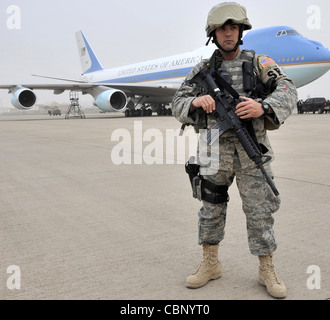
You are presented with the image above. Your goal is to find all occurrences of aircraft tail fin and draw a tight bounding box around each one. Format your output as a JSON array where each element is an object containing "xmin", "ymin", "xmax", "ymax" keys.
[{"xmin": 75, "ymin": 31, "xmax": 104, "ymax": 74}]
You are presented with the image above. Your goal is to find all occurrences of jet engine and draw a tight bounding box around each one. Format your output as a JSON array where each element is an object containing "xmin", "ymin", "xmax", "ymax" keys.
[
  {"xmin": 95, "ymin": 89, "xmax": 127, "ymax": 112},
  {"xmin": 11, "ymin": 87, "xmax": 37, "ymax": 110}
]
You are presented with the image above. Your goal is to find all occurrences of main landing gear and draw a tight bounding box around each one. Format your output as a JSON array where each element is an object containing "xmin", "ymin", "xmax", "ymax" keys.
[{"xmin": 124, "ymin": 103, "xmax": 172, "ymax": 117}]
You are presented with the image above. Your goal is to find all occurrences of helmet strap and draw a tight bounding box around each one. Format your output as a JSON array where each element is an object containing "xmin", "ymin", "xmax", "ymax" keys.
[{"xmin": 205, "ymin": 37, "xmax": 212, "ymax": 46}]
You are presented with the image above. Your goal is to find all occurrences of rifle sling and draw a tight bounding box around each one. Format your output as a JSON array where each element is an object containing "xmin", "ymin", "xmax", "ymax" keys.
[{"xmin": 208, "ymin": 53, "xmax": 267, "ymax": 155}]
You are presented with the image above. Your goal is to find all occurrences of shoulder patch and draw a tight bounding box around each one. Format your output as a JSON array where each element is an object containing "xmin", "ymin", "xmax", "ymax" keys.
[{"xmin": 260, "ymin": 57, "xmax": 276, "ymax": 68}]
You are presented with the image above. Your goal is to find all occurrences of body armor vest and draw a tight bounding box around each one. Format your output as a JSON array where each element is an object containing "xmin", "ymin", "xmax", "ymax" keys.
[
  {"xmin": 205, "ymin": 50, "xmax": 257, "ymax": 138},
  {"xmin": 213, "ymin": 49, "xmax": 255, "ymax": 96}
]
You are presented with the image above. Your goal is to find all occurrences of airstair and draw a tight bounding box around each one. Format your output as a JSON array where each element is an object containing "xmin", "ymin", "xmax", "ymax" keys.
[{"xmin": 65, "ymin": 91, "xmax": 86, "ymax": 119}]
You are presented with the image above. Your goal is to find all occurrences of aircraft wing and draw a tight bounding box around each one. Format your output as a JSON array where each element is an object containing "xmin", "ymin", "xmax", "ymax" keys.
[
  {"xmin": 29, "ymin": 74, "xmax": 181, "ymax": 96},
  {"xmin": 0, "ymin": 81, "xmax": 180, "ymax": 112},
  {"xmin": 0, "ymin": 82, "xmax": 179, "ymax": 97},
  {"xmin": 100, "ymin": 83, "xmax": 179, "ymax": 97},
  {"xmin": 0, "ymin": 83, "xmax": 93, "ymax": 90}
]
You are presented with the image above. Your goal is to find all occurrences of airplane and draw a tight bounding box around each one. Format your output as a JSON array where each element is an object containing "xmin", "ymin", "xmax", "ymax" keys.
[
  {"xmin": 1, "ymin": 25, "xmax": 330, "ymax": 117},
  {"xmin": 241, "ymin": 26, "xmax": 330, "ymax": 88}
]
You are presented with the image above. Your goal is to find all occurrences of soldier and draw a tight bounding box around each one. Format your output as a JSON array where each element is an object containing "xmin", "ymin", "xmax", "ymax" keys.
[{"xmin": 172, "ymin": 2, "xmax": 298, "ymax": 298}]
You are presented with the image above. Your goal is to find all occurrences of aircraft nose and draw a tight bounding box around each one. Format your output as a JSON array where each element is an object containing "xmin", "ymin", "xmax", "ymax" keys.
[
  {"xmin": 320, "ymin": 46, "xmax": 330, "ymax": 61},
  {"xmin": 311, "ymin": 41, "xmax": 330, "ymax": 61}
]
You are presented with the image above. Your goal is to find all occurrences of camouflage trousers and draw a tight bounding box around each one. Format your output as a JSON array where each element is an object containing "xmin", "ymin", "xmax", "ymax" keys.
[{"xmin": 198, "ymin": 152, "xmax": 281, "ymax": 256}]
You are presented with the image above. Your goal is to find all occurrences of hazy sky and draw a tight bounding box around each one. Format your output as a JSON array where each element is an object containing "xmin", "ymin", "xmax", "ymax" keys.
[{"xmin": 1, "ymin": 0, "xmax": 330, "ymax": 107}]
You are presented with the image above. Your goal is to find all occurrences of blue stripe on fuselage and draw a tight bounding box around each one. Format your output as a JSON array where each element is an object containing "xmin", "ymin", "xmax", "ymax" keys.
[
  {"xmin": 96, "ymin": 67, "xmax": 193, "ymax": 84},
  {"xmin": 94, "ymin": 60, "xmax": 329, "ymax": 85}
]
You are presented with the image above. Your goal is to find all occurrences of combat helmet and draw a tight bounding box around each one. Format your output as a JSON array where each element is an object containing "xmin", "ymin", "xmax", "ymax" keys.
[{"xmin": 205, "ymin": 2, "xmax": 252, "ymax": 52}]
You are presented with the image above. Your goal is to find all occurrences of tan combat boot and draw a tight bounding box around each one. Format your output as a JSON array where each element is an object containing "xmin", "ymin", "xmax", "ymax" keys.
[
  {"xmin": 258, "ymin": 254, "xmax": 287, "ymax": 298},
  {"xmin": 186, "ymin": 244, "xmax": 222, "ymax": 289}
]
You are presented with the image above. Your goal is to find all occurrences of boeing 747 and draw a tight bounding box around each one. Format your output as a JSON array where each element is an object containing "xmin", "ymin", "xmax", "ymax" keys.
[{"xmin": 1, "ymin": 26, "xmax": 330, "ymax": 117}]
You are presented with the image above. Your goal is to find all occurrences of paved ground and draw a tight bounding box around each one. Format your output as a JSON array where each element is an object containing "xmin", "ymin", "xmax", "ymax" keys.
[{"xmin": 0, "ymin": 111, "xmax": 329, "ymax": 300}]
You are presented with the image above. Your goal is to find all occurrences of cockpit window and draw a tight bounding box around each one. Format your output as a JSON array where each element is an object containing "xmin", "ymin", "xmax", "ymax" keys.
[{"xmin": 276, "ymin": 29, "xmax": 300, "ymax": 37}]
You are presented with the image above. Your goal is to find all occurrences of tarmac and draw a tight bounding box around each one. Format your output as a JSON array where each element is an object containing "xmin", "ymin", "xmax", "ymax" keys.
[{"xmin": 0, "ymin": 111, "xmax": 329, "ymax": 301}]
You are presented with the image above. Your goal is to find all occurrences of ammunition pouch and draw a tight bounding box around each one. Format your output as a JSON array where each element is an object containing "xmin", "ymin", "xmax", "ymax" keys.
[{"xmin": 185, "ymin": 159, "xmax": 229, "ymax": 204}]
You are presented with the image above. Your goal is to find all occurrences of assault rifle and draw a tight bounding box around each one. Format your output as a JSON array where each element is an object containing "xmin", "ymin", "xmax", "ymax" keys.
[{"xmin": 190, "ymin": 68, "xmax": 279, "ymax": 196}]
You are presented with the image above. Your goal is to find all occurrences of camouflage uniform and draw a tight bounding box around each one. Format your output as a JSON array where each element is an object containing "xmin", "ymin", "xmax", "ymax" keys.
[{"xmin": 172, "ymin": 49, "xmax": 298, "ymax": 256}]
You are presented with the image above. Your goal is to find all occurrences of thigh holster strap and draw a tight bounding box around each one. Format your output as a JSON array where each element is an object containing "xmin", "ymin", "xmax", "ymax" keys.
[
  {"xmin": 186, "ymin": 159, "xmax": 229, "ymax": 204},
  {"xmin": 202, "ymin": 178, "xmax": 229, "ymax": 204}
]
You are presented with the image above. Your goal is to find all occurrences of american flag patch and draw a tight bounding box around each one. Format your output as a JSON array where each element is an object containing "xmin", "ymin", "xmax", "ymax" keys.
[
  {"xmin": 260, "ymin": 58, "xmax": 275, "ymax": 68},
  {"xmin": 81, "ymin": 47, "xmax": 86, "ymax": 57}
]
